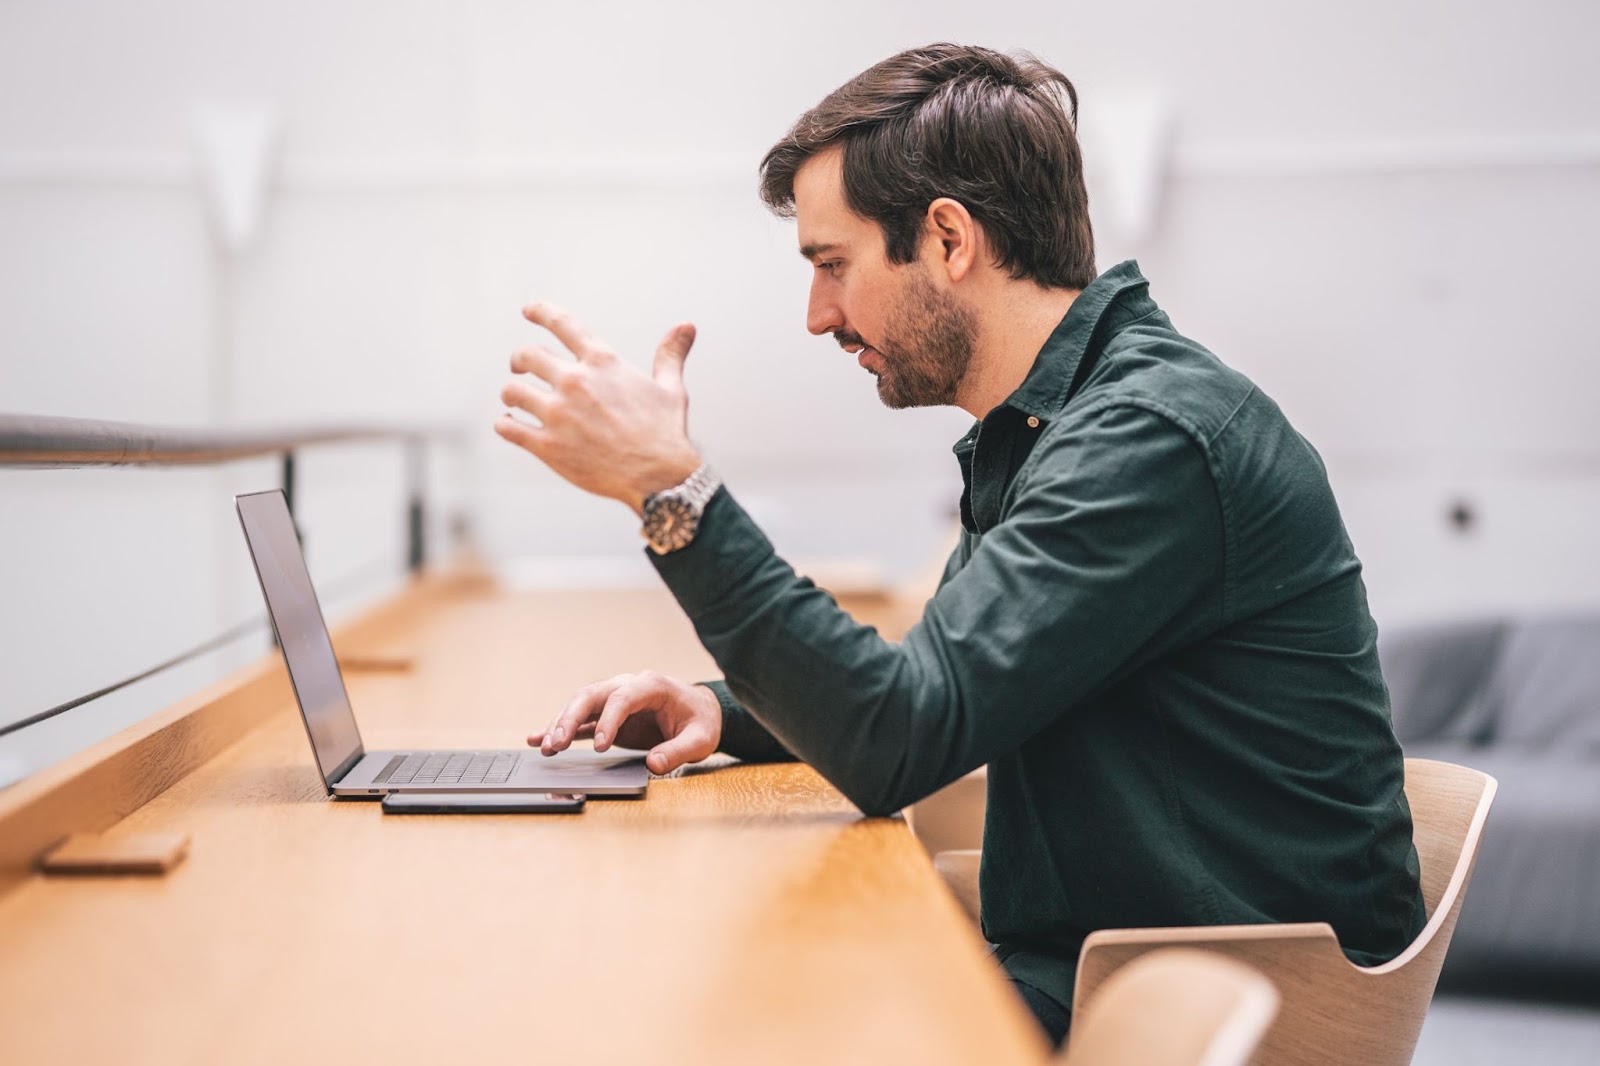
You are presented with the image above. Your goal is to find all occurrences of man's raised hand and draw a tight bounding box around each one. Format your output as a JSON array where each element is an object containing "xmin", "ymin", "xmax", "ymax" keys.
[{"xmin": 496, "ymin": 302, "xmax": 702, "ymax": 513}]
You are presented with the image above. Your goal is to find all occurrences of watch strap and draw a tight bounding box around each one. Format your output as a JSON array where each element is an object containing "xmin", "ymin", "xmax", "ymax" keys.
[{"xmin": 673, "ymin": 464, "xmax": 721, "ymax": 512}]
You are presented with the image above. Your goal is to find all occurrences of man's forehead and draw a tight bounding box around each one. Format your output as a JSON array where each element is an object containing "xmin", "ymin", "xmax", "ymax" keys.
[{"xmin": 793, "ymin": 147, "xmax": 867, "ymax": 259}]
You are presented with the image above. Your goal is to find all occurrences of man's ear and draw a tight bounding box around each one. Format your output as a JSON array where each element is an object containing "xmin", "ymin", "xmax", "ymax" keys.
[{"xmin": 924, "ymin": 197, "xmax": 979, "ymax": 283}]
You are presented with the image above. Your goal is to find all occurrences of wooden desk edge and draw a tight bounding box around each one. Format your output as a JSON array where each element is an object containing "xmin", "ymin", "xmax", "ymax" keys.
[{"xmin": 0, "ymin": 570, "xmax": 483, "ymax": 898}]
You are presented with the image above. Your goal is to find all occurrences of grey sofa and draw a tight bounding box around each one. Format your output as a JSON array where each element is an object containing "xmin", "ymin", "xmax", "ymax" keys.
[{"xmin": 1378, "ymin": 612, "xmax": 1600, "ymax": 994}]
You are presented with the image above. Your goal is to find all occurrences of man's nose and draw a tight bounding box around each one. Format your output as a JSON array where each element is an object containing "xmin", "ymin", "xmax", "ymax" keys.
[{"xmin": 806, "ymin": 278, "xmax": 843, "ymax": 337}]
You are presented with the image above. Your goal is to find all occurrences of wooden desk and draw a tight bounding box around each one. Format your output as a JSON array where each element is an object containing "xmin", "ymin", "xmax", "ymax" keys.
[{"xmin": 0, "ymin": 577, "xmax": 1045, "ymax": 1065}]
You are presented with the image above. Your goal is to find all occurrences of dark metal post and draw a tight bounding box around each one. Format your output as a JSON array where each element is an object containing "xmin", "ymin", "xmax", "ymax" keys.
[
  {"xmin": 406, "ymin": 437, "xmax": 426, "ymax": 574},
  {"xmin": 281, "ymin": 449, "xmax": 303, "ymax": 545},
  {"xmin": 281, "ymin": 446, "xmax": 306, "ymax": 594},
  {"xmin": 281, "ymin": 450, "xmax": 297, "ymax": 518},
  {"xmin": 273, "ymin": 449, "xmax": 300, "ymax": 650}
]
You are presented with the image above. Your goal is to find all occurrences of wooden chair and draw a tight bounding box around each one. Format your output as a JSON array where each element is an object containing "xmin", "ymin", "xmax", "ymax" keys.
[
  {"xmin": 933, "ymin": 759, "xmax": 1496, "ymax": 1064},
  {"xmin": 933, "ymin": 846, "xmax": 983, "ymax": 924},
  {"xmin": 1072, "ymin": 759, "xmax": 1496, "ymax": 1066},
  {"xmin": 1059, "ymin": 948, "xmax": 1279, "ymax": 1066},
  {"xmin": 906, "ymin": 766, "xmax": 987, "ymax": 860}
]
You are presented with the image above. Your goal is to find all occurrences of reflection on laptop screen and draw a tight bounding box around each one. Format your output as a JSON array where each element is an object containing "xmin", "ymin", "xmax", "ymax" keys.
[{"xmin": 237, "ymin": 491, "xmax": 364, "ymax": 786}]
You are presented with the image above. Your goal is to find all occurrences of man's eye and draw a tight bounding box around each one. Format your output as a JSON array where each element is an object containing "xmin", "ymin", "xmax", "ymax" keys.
[{"xmin": 819, "ymin": 261, "xmax": 842, "ymax": 273}]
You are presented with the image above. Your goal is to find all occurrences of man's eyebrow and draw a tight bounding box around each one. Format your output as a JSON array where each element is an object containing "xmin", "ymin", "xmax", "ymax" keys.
[{"xmin": 799, "ymin": 242, "xmax": 840, "ymax": 262}]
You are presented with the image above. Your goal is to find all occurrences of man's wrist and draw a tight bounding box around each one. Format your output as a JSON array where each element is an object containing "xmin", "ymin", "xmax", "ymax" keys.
[
  {"xmin": 694, "ymin": 682, "xmax": 725, "ymax": 751},
  {"xmin": 625, "ymin": 447, "xmax": 703, "ymax": 516}
]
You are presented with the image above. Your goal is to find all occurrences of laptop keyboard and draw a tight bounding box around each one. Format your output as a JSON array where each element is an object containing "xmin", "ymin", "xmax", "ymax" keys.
[{"xmin": 376, "ymin": 752, "xmax": 517, "ymax": 786}]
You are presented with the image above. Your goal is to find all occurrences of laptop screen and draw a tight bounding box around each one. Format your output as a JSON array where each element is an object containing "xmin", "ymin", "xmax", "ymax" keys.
[{"xmin": 236, "ymin": 490, "xmax": 364, "ymax": 789}]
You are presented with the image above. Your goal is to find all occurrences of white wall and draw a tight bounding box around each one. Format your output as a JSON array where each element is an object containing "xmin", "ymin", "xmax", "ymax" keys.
[{"xmin": 2, "ymin": 0, "xmax": 1598, "ymax": 777}]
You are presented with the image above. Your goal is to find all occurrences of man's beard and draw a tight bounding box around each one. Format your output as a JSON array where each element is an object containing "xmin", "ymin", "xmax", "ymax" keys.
[{"xmin": 838, "ymin": 267, "xmax": 977, "ymax": 410}]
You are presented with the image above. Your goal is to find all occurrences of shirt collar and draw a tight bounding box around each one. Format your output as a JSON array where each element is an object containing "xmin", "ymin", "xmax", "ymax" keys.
[{"xmin": 1002, "ymin": 259, "xmax": 1155, "ymax": 421}]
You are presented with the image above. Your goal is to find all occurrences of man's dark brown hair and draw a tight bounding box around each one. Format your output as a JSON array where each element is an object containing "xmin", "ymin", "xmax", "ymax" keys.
[{"xmin": 760, "ymin": 43, "xmax": 1096, "ymax": 290}]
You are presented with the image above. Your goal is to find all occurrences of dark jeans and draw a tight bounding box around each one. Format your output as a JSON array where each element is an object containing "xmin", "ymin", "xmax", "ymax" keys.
[{"xmin": 1011, "ymin": 978, "xmax": 1072, "ymax": 1049}]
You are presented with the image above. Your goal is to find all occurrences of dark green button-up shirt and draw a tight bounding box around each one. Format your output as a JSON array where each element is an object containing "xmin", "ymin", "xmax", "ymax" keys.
[{"xmin": 650, "ymin": 260, "xmax": 1426, "ymax": 1010}]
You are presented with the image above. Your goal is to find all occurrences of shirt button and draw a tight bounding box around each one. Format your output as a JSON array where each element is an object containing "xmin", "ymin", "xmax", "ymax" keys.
[{"xmin": 1026, "ymin": 416, "xmax": 1041, "ymax": 429}]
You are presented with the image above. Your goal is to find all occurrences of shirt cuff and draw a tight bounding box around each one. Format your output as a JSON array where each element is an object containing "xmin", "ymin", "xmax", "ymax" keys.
[{"xmin": 697, "ymin": 680, "xmax": 796, "ymax": 764}]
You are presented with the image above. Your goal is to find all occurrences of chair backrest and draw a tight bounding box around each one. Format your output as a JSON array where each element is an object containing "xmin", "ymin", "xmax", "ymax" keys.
[
  {"xmin": 1072, "ymin": 758, "xmax": 1497, "ymax": 1066},
  {"xmin": 1060, "ymin": 949, "xmax": 1278, "ymax": 1066},
  {"xmin": 906, "ymin": 767, "xmax": 987, "ymax": 858},
  {"xmin": 1403, "ymin": 758, "xmax": 1495, "ymax": 920}
]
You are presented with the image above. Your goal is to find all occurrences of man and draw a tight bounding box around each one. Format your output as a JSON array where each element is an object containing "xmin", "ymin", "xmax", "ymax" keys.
[{"xmin": 494, "ymin": 43, "xmax": 1425, "ymax": 1045}]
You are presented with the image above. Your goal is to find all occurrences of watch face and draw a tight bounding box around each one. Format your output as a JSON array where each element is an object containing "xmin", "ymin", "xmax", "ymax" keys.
[{"xmin": 646, "ymin": 495, "xmax": 701, "ymax": 553}]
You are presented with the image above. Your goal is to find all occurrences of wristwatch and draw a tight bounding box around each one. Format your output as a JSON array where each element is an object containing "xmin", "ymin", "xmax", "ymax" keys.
[{"xmin": 640, "ymin": 463, "xmax": 722, "ymax": 555}]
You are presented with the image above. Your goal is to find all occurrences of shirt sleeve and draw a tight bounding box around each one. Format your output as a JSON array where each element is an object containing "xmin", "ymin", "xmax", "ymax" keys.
[
  {"xmin": 700, "ymin": 680, "xmax": 797, "ymax": 763},
  {"xmin": 650, "ymin": 403, "xmax": 1224, "ymax": 817},
  {"xmin": 699, "ymin": 539, "xmax": 970, "ymax": 765}
]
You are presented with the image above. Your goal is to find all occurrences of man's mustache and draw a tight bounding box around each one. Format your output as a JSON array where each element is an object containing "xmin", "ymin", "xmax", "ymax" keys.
[{"xmin": 833, "ymin": 330, "xmax": 867, "ymax": 350}]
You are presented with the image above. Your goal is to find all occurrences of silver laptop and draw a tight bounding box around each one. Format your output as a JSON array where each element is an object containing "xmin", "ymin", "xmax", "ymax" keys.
[{"xmin": 235, "ymin": 490, "xmax": 649, "ymax": 798}]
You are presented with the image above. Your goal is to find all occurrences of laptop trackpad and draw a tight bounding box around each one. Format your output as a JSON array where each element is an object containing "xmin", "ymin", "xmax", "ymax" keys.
[{"xmin": 516, "ymin": 747, "xmax": 649, "ymax": 793}]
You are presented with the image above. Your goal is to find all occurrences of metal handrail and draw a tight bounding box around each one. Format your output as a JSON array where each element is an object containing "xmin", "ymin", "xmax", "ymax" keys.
[
  {"xmin": 0, "ymin": 411, "xmax": 457, "ymax": 754},
  {"xmin": 0, "ymin": 410, "xmax": 454, "ymax": 567},
  {"xmin": 0, "ymin": 412, "xmax": 431, "ymax": 468}
]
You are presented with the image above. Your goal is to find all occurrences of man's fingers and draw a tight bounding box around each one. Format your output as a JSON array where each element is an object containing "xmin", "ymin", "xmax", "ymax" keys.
[
  {"xmin": 652, "ymin": 322, "xmax": 696, "ymax": 392},
  {"xmin": 494, "ymin": 413, "xmax": 547, "ymax": 456},
  {"xmin": 523, "ymin": 301, "xmax": 614, "ymax": 364},
  {"xmin": 645, "ymin": 725, "xmax": 714, "ymax": 775},
  {"xmin": 527, "ymin": 722, "xmax": 596, "ymax": 747},
  {"xmin": 538, "ymin": 678, "xmax": 625, "ymax": 755},
  {"xmin": 500, "ymin": 378, "xmax": 552, "ymax": 421},
  {"xmin": 593, "ymin": 677, "xmax": 665, "ymax": 752},
  {"xmin": 509, "ymin": 344, "xmax": 570, "ymax": 384}
]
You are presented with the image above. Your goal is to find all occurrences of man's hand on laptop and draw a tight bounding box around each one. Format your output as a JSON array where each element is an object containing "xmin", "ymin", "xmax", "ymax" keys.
[
  {"xmin": 496, "ymin": 302, "xmax": 703, "ymax": 514},
  {"xmin": 531, "ymin": 672, "xmax": 723, "ymax": 775}
]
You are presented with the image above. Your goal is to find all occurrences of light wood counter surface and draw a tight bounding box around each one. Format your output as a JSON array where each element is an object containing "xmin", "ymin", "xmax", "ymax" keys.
[{"xmin": 0, "ymin": 577, "xmax": 1045, "ymax": 1065}]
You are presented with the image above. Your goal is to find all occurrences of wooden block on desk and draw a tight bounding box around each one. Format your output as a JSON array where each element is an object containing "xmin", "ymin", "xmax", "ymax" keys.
[{"xmin": 40, "ymin": 832, "xmax": 190, "ymax": 876}]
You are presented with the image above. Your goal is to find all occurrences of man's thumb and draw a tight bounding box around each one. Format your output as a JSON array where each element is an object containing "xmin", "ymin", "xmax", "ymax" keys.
[
  {"xmin": 652, "ymin": 322, "xmax": 696, "ymax": 390},
  {"xmin": 646, "ymin": 725, "xmax": 711, "ymax": 775}
]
